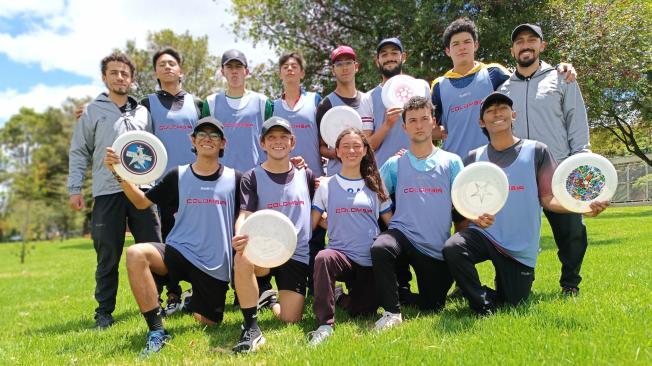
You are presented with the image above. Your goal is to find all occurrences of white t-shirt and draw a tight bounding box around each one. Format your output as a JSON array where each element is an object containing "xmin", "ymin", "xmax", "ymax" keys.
[{"xmin": 312, "ymin": 174, "xmax": 392, "ymax": 212}]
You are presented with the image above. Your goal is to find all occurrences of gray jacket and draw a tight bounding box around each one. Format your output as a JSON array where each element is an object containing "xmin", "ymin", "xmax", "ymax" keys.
[
  {"xmin": 498, "ymin": 61, "xmax": 590, "ymax": 163},
  {"xmin": 67, "ymin": 93, "xmax": 152, "ymax": 197}
]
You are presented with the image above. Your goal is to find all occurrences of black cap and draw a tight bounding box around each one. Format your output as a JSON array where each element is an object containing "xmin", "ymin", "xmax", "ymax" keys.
[
  {"xmin": 376, "ymin": 37, "xmax": 403, "ymax": 54},
  {"xmin": 221, "ymin": 49, "xmax": 248, "ymax": 67},
  {"xmin": 194, "ymin": 116, "xmax": 225, "ymax": 136},
  {"xmin": 261, "ymin": 116, "xmax": 293, "ymax": 137},
  {"xmin": 511, "ymin": 24, "xmax": 544, "ymax": 42},
  {"xmin": 480, "ymin": 92, "xmax": 513, "ymax": 117}
]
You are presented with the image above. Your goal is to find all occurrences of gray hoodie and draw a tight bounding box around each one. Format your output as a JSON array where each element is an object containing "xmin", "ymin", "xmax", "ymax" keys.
[
  {"xmin": 498, "ymin": 61, "xmax": 590, "ymax": 163},
  {"xmin": 67, "ymin": 93, "xmax": 152, "ymax": 197}
]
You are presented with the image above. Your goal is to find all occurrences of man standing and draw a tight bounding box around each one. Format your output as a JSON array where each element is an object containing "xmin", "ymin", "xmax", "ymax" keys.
[
  {"xmin": 499, "ymin": 24, "xmax": 591, "ymax": 296},
  {"xmin": 142, "ymin": 47, "xmax": 203, "ymax": 315},
  {"xmin": 67, "ymin": 52, "xmax": 161, "ymax": 329},
  {"xmin": 203, "ymin": 49, "xmax": 273, "ymax": 172},
  {"xmin": 371, "ymin": 96, "xmax": 463, "ymax": 331},
  {"xmin": 104, "ymin": 117, "xmax": 240, "ymax": 355},
  {"xmin": 431, "ymin": 18, "xmax": 575, "ymax": 159},
  {"xmin": 443, "ymin": 93, "xmax": 608, "ymax": 315},
  {"xmin": 316, "ymin": 45, "xmax": 374, "ymax": 176}
]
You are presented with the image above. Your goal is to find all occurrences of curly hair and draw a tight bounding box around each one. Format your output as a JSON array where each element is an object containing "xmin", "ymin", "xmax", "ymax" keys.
[
  {"xmin": 335, "ymin": 128, "xmax": 389, "ymax": 202},
  {"xmin": 100, "ymin": 52, "xmax": 135, "ymax": 78},
  {"xmin": 443, "ymin": 17, "xmax": 478, "ymax": 48}
]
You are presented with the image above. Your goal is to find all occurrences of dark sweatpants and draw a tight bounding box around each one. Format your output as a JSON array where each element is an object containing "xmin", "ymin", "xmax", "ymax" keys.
[
  {"xmin": 313, "ymin": 249, "xmax": 377, "ymax": 326},
  {"xmin": 544, "ymin": 210, "xmax": 587, "ymax": 289},
  {"xmin": 371, "ymin": 229, "xmax": 453, "ymax": 314},
  {"xmin": 92, "ymin": 192, "xmax": 161, "ymax": 315},
  {"xmin": 442, "ymin": 229, "xmax": 535, "ymax": 314}
]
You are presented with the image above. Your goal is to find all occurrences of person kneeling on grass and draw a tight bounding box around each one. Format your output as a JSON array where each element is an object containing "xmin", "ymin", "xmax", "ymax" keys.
[
  {"xmin": 231, "ymin": 117, "xmax": 316, "ymax": 354},
  {"xmin": 308, "ymin": 128, "xmax": 393, "ymax": 346},
  {"xmin": 442, "ymin": 93, "xmax": 609, "ymax": 316},
  {"xmin": 104, "ymin": 117, "xmax": 241, "ymax": 356}
]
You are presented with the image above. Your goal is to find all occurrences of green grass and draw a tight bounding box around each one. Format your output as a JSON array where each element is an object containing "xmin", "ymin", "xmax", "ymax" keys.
[{"xmin": 0, "ymin": 207, "xmax": 650, "ymax": 365}]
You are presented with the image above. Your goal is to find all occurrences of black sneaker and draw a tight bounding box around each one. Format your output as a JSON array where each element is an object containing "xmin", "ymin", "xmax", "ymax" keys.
[
  {"xmin": 94, "ymin": 312, "xmax": 114, "ymax": 329},
  {"xmin": 562, "ymin": 286, "xmax": 580, "ymax": 297},
  {"xmin": 232, "ymin": 326, "xmax": 266, "ymax": 354},
  {"xmin": 257, "ymin": 289, "xmax": 278, "ymax": 311}
]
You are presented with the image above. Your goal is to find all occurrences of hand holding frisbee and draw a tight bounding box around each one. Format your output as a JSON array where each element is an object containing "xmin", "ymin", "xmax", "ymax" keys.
[
  {"xmin": 110, "ymin": 130, "xmax": 167, "ymax": 184},
  {"xmin": 320, "ymin": 106, "xmax": 363, "ymax": 148},
  {"xmin": 551, "ymin": 152, "xmax": 617, "ymax": 213},
  {"xmin": 239, "ymin": 209, "xmax": 298, "ymax": 268},
  {"xmin": 452, "ymin": 162, "xmax": 509, "ymax": 220},
  {"xmin": 381, "ymin": 75, "xmax": 429, "ymax": 109}
]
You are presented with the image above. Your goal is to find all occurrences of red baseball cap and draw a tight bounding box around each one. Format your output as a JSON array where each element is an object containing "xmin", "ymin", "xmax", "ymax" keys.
[{"xmin": 330, "ymin": 45, "xmax": 356, "ymax": 63}]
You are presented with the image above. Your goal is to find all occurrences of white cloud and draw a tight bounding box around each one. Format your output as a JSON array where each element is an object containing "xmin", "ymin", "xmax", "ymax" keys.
[
  {"xmin": 0, "ymin": 84, "xmax": 103, "ymax": 122},
  {"xmin": 0, "ymin": 0, "xmax": 274, "ymax": 81}
]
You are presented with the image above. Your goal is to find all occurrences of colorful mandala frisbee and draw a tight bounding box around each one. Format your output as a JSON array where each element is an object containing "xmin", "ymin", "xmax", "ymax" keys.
[{"xmin": 552, "ymin": 152, "xmax": 617, "ymax": 213}]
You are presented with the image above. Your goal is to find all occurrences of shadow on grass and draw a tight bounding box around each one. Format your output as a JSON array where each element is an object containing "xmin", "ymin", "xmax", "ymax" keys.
[
  {"xmin": 59, "ymin": 242, "xmax": 94, "ymax": 250},
  {"xmin": 31, "ymin": 309, "xmax": 141, "ymax": 336}
]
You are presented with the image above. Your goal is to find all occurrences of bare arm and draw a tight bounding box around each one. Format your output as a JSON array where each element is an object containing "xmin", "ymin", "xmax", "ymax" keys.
[
  {"xmin": 366, "ymin": 107, "xmax": 403, "ymax": 150},
  {"xmin": 380, "ymin": 210, "xmax": 393, "ymax": 226},
  {"xmin": 540, "ymin": 194, "xmax": 609, "ymax": 217},
  {"xmin": 233, "ymin": 210, "xmax": 253, "ymax": 253},
  {"xmin": 103, "ymin": 147, "xmax": 153, "ymax": 209}
]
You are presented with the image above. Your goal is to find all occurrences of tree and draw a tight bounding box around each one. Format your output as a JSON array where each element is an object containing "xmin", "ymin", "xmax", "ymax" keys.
[
  {"xmin": 550, "ymin": 0, "xmax": 651, "ymax": 166},
  {"xmin": 123, "ymin": 29, "xmax": 224, "ymax": 99}
]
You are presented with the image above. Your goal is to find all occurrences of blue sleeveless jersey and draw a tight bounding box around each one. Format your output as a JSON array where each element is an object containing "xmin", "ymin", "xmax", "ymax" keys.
[
  {"xmin": 148, "ymin": 93, "xmax": 198, "ymax": 175},
  {"xmin": 471, "ymin": 140, "xmax": 542, "ymax": 268},
  {"xmin": 166, "ymin": 165, "xmax": 236, "ymax": 281}
]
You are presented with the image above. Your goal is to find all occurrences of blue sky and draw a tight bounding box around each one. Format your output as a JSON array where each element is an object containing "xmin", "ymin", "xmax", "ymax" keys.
[{"xmin": 0, "ymin": 0, "xmax": 271, "ymax": 125}]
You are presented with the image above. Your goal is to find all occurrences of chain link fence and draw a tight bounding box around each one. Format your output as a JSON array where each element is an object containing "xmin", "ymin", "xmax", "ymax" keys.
[{"xmin": 610, "ymin": 155, "xmax": 651, "ymax": 204}]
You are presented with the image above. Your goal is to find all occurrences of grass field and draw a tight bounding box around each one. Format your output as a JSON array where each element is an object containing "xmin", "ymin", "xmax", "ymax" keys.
[{"xmin": 0, "ymin": 206, "xmax": 650, "ymax": 365}]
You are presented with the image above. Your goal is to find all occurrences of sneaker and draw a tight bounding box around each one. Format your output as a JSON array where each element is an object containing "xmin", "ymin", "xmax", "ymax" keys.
[
  {"xmin": 140, "ymin": 329, "xmax": 171, "ymax": 357},
  {"xmin": 308, "ymin": 325, "xmax": 333, "ymax": 346},
  {"xmin": 180, "ymin": 289, "xmax": 193, "ymax": 313},
  {"xmin": 374, "ymin": 311, "xmax": 402, "ymax": 331},
  {"xmin": 164, "ymin": 297, "xmax": 182, "ymax": 317},
  {"xmin": 257, "ymin": 289, "xmax": 278, "ymax": 311},
  {"xmin": 334, "ymin": 284, "xmax": 344, "ymax": 304},
  {"xmin": 562, "ymin": 286, "xmax": 580, "ymax": 297},
  {"xmin": 232, "ymin": 326, "xmax": 266, "ymax": 354},
  {"xmin": 94, "ymin": 312, "xmax": 114, "ymax": 329}
]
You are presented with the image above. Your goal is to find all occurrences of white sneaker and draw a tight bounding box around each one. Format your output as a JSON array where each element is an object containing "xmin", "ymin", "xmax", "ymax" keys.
[
  {"xmin": 374, "ymin": 311, "xmax": 402, "ymax": 331},
  {"xmin": 308, "ymin": 325, "xmax": 333, "ymax": 346}
]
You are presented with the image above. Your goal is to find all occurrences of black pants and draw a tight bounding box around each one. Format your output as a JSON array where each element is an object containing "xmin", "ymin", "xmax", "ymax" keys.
[
  {"xmin": 92, "ymin": 192, "xmax": 161, "ymax": 315},
  {"xmin": 371, "ymin": 229, "xmax": 453, "ymax": 314},
  {"xmin": 307, "ymin": 226, "xmax": 327, "ymax": 295},
  {"xmin": 378, "ymin": 217, "xmax": 414, "ymax": 300},
  {"xmin": 442, "ymin": 229, "xmax": 534, "ymax": 314},
  {"xmin": 154, "ymin": 204, "xmax": 182, "ymax": 297},
  {"xmin": 544, "ymin": 210, "xmax": 587, "ymax": 289}
]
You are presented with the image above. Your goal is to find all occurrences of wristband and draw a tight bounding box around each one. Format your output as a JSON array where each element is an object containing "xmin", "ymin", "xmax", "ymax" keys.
[{"xmin": 111, "ymin": 170, "xmax": 124, "ymax": 183}]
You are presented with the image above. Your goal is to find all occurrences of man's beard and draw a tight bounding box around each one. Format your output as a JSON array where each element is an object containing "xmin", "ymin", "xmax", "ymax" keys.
[
  {"xmin": 516, "ymin": 49, "xmax": 538, "ymax": 68},
  {"xmin": 111, "ymin": 86, "xmax": 129, "ymax": 95},
  {"xmin": 379, "ymin": 62, "xmax": 403, "ymax": 78}
]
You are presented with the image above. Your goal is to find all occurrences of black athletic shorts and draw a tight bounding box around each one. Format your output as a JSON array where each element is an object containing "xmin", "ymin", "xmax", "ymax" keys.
[
  {"xmin": 151, "ymin": 242, "xmax": 228, "ymax": 323},
  {"xmin": 267, "ymin": 259, "xmax": 309, "ymax": 296}
]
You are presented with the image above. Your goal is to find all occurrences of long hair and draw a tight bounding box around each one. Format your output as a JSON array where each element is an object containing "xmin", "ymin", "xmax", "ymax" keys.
[{"xmin": 335, "ymin": 128, "xmax": 389, "ymax": 202}]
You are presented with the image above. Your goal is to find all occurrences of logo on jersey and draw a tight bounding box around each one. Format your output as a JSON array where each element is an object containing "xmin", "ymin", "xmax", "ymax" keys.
[{"xmin": 120, "ymin": 140, "xmax": 157, "ymax": 175}]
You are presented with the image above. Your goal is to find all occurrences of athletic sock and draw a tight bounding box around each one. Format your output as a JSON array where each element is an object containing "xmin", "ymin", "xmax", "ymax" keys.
[
  {"xmin": 241, "ymin": 306, "xmax": 259, "ymax": 330},
  {"xmin": 143, "ymin": 307, "xmax": 164, "ymax": 332}
]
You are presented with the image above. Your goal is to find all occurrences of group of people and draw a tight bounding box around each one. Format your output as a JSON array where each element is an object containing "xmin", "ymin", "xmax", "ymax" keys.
[{"xmin": 67, "ymin": 17, "xmax": 609, "ymax": 356}]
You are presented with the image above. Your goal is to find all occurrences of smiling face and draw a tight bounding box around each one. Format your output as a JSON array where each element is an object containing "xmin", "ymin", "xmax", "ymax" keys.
[
  {"xmin": 445, "ymin": 32, "xmax": 478, "ymax": 68},
  {"xmin": 336, "ymin": 132, "xmax": 366, "ymax": 168},
  {"xmin": 376, "ymin": 44, "xmax": 405, "ymax": 78},
  {"xmin": 403, "ymin": 107, "xmax": 434, "ymax": 143},
  {"xmin": 511, "ymin": 30, "xmax": 546, "ymax": 68},
  {"xmin": 221, "ymin": 60, "xmax": 248, "ymax": 89},
  {"xmin": 260, "ymin": 127, "xmax": 295, "ymax": 161},
  {"xmin": 480, "ymin": 102, "xmax": 516, "ymax": 136},
  {"xmin": 154, "ymin": 53, "xmax": 183, "ymax": 84},
  {"xmin": 191, "ymin": 125, "xmax": 225, "ymax": 158},
  {"xmin": 102, "ymin": 61, "xmax": 132, "ymax": 96}
]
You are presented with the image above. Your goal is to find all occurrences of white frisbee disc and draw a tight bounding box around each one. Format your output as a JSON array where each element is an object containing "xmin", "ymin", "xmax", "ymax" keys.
[
  {"xmin": 112, "ymin": 130, "xmax": 167, "ymax": 185},
  {"xmin": 452, "ymin": 162, "xmax": 509, "ymax": 219},
  {"xmin": 551, "ymin": 152, "xmax": 617, "ymax": 213},
  {"xmin": 241, "ymin": 209, "xmax": 297, "ymax": 268},
  {"xmin": 381, "ymin": 75, "xmax": 427, "ymax": 108},
  {"xmin": 319, "ymin": 106, "xmax": 362, "ymax": 148}
]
